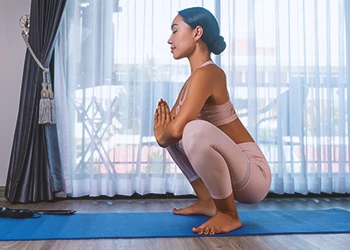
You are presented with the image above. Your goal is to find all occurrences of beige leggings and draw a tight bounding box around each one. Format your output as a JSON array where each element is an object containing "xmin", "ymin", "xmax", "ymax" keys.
[{"xmin": 167, "ymin": 120, "xmax": 271, "ymax": 204}]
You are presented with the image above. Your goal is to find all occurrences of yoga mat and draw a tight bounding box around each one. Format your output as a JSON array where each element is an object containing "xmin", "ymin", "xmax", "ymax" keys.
[{"xmin": 0, "ymin": 209, "xmax": 349, "ymax": 241}]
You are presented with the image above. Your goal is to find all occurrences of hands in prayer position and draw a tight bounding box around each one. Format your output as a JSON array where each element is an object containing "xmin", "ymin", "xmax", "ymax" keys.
[{"xmin": 153, "ymin": 98, "xmax": 172, "ymax": 147}]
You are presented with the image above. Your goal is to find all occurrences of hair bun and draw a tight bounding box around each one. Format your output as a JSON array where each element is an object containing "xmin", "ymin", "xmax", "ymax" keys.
[{"xmin": 210, "ymin": 35, "xmax": 226, "ymax": 55}]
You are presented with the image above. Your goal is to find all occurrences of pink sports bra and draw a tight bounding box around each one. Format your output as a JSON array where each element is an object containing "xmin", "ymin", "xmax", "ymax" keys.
[{"xmin": 176, "ymin": 61, "xmax": 238, "ymax": 127}]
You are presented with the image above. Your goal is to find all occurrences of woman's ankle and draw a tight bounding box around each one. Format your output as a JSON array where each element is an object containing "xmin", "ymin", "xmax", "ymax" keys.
[{"xmin": 212, "ymin": 193, "xmax": 239, "ymax": 215}]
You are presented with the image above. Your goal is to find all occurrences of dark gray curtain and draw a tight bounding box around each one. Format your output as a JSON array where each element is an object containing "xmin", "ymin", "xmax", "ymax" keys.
[{"xmin": 5, "ymin": 0, "xmax": 67, "ymax": 203}]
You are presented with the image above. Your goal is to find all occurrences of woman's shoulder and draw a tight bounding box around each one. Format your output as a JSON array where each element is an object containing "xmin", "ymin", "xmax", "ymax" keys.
[{"xmin": 192, "ymin": 64, "xmax": 226, "ymax": 83}]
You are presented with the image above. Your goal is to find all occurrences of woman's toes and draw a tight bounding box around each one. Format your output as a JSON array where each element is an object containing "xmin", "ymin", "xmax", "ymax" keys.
[
  {"xmin": 210, "ymin": 227, "xmax": 217, "ymax": 235},
  {"xmin": 196, "ymin": 227, "xmax": 204, "ymax": 234}
]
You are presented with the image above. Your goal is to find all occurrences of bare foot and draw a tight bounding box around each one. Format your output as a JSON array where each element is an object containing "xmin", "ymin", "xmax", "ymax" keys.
[
  {"xmin": 192, "ymin": 211, "xmax": 242, "ymax": 235},
  {"xmin": 173, "ymin": 199, "xmax": 216, "ymax": 216}
]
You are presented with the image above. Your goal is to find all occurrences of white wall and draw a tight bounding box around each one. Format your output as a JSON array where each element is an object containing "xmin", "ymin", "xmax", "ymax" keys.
[{"xmin": 0, "ymin": 0, "xmax": 31, "ymax": 186}]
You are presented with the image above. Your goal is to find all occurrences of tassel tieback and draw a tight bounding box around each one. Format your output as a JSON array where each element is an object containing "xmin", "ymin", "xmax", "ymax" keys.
[
  {"xmin": 20, "ymin": 18, "xmax": 56, "ymax": 125},
  {"xmin": 38, "ymin": 71, "xmax": 56, "ymax": 124}
]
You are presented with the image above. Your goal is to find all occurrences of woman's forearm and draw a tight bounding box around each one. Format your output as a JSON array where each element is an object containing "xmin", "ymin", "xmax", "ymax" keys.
[{"xmin": 156, "ymin": 122, "xmax": 182, "ymax": 148}]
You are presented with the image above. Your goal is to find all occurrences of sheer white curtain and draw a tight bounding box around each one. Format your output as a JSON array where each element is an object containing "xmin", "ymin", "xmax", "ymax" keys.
[
  {"xmin": 219, "ymin": 0, "xmax": 349, "ymax": 194},
  {"xmin": 55, "ymin": 0, "xmax": 349, "ymax": 197}
]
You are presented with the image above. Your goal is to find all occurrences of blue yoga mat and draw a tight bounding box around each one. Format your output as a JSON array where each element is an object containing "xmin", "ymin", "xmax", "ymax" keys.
[{"xmin": 0, "ymin": 209, "xmax": 349, "ymax": 241}]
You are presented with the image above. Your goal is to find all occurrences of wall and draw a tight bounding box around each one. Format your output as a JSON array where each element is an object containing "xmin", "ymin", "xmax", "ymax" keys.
[{"xmin": 0, "ymin": 0, "xmax": 31, "ymax": 187}]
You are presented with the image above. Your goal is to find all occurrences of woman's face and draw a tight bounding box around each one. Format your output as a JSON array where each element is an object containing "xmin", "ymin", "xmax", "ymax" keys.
[{"xmin": 168, "ymin": 15, "xmax": 196, "ymax": 60}]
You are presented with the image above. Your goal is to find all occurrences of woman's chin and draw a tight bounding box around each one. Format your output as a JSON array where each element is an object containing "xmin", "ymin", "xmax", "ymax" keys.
[{"xmin": 172, "ymin": 54, "xmax": 184, "ymax": 60}]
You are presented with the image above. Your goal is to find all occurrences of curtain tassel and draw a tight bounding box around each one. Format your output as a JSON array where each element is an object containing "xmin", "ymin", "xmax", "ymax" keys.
[
  {"xmin": 39, "ymin": 71, "xmax": 56, "ymax": 124},
  {"xmin": 38, "ymin": 82, "xmax": 51, "ymax": 124}
]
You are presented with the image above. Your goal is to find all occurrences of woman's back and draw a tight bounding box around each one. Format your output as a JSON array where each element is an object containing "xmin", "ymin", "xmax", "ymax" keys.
[{"xmin": 174, "ymin": 63, "xmax": 254, "ymax": 144}]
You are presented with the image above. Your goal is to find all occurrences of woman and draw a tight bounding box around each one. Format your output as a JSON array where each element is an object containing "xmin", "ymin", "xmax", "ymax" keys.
[{"xmin": 153, "ymin": 7, "xmax": 271, "ymax": 235}]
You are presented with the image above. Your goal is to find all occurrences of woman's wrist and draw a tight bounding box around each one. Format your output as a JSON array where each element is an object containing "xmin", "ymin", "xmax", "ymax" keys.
[{"xmin": 156, "ymin": 138, "xmax": 167, "ymax": 148}]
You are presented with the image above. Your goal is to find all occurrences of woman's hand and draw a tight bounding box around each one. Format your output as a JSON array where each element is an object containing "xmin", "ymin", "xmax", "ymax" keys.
[{"xmin": 154, "ymin": 98, "xmax": 172, "ymax": 147}]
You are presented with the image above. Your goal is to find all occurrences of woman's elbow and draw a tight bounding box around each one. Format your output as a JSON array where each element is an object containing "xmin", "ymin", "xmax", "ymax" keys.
[
  {"xmin": 172, "ymin": 127, "xmax": 183, "ymax": 141},
  {"xmin": 162, "ymin": 126, "xmax": 183, "ymax": 147}
]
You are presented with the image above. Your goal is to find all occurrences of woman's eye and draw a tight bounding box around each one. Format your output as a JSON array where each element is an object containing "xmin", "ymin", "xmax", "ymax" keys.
[{"xmin": 172, "ymin": 30, "xmax": 177, "ymax": 34}]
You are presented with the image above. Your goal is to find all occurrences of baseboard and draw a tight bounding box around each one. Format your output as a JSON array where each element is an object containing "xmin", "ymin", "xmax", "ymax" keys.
[{"xmin": 0, "ymin": 186, "xmax": 5, "ymax": 201}]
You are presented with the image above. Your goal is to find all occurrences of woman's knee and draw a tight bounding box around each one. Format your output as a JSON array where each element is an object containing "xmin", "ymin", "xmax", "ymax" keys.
[{"xmin": 182, "ymin": 120, "xmax": 213, "ymax": 155}]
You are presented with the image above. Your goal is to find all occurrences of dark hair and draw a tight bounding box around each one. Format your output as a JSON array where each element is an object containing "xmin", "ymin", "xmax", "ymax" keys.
[{"xmin": 178, "ymin": 7, "xmax": 226, "ymax": 55}]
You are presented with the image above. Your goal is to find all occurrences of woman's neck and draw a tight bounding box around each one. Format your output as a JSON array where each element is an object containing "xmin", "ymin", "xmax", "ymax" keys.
[
  {"xmin": 188, "ymin": 51, "xmax": 212, "ymax": 73},
  {"xmin": 189, "ymin": 58, "xmax": 212, "ymax": 73}
]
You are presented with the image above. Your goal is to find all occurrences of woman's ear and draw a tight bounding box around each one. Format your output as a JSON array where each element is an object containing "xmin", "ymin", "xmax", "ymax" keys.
[{"xmin": 193, "ymin": 26, "xmax": 204, "ymax": 41}]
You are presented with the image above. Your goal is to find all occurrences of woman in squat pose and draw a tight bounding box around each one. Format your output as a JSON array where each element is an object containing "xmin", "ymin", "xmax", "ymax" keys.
[{"xmin": 153, "ymin": 7, "xmax": 271, "ymax": 235}]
